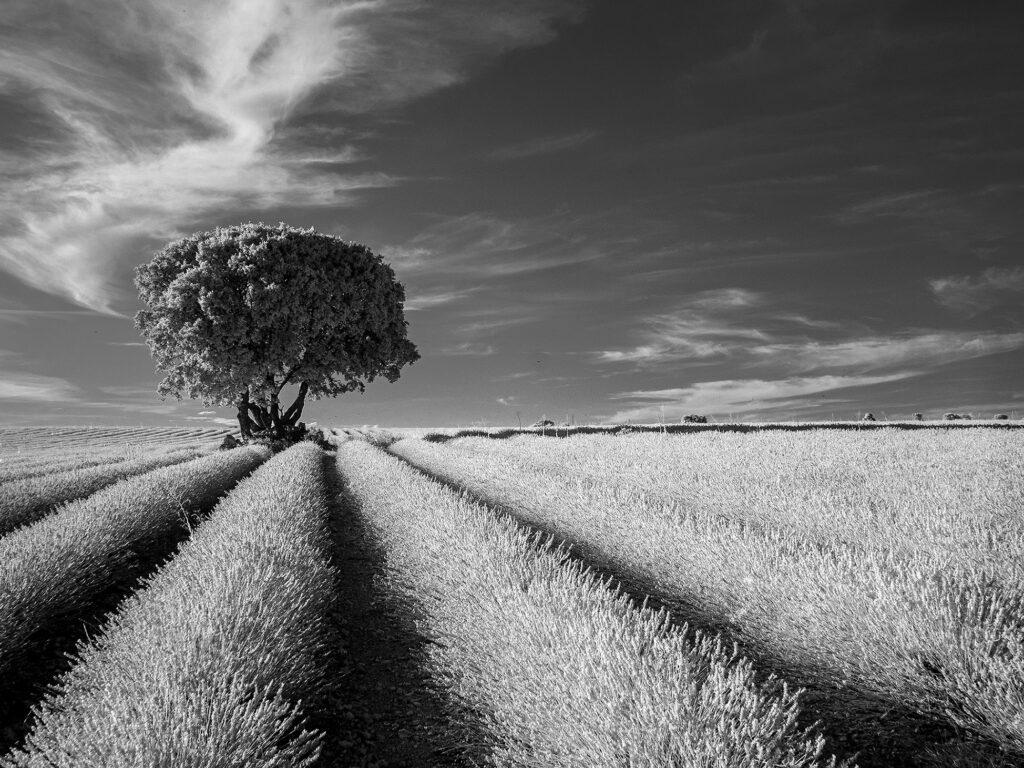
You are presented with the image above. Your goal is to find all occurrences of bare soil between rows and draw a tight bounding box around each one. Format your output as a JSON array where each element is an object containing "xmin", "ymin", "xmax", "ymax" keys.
[{"xmin": 314, "ymin": 455, "xmax": 470, "ymax": 768}]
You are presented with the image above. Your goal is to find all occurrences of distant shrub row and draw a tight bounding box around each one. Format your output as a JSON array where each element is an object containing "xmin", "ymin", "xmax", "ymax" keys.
[{"xmin": 424, "ymin": 418, "xmax": 1023, "ymax": 443}]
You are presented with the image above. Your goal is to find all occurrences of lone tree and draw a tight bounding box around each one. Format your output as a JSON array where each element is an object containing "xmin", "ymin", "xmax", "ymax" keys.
[{"xmin": 135, "ymin": 222, "xmax": 419, "ymax": 440}]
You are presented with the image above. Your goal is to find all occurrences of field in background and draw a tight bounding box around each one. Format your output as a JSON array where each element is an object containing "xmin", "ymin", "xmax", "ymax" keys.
[
  {"xmin": 0, "ymin": 425, "xmax": 231, "ymax": 456},
  {"xmin": 0, "ymin": 424, "xmax": 1021, "ymax": 767}
]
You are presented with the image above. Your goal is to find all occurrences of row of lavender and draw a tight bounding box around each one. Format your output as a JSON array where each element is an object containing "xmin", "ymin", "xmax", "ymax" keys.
[
  {"xmin": 389, "ymin": 430, "xmax": 1024, "ymax": 766},
  {"xmin": 1, "ymin": 431, "xmax": 850, "ymax": 767},
  {"xmin": 0, "ymin": 442, "xmax": 335, "ymax": 766},
  {"xmin": 4, "ymin": 427, "xmax": 1018, "ymax": 766}
]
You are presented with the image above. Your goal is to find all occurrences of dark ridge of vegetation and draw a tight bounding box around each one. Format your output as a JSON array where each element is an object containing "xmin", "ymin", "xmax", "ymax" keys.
[{"xmin": 422, "ymin": 421, "xmax": 1024, "ymax": 443}]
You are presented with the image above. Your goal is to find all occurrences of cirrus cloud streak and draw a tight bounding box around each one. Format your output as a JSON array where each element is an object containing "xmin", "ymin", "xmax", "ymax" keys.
[
  {"xmin": 607, "ymin": 373, "xmax": 915, "ymax": 423},
  {"xmin": 0, "ymin": 0, "xmax": 583, "ymax": 314}
]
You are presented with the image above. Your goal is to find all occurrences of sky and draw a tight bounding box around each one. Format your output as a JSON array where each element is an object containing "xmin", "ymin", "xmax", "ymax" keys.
[{"xmin": 1, "ymin": 0, "xmax": 1022, "ymax": 428}]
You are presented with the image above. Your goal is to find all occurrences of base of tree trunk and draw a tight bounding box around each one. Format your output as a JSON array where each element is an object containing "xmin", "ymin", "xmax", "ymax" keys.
[{"xmin": 239, "ymin": 423, "xmax": 334, "ymax": 453}]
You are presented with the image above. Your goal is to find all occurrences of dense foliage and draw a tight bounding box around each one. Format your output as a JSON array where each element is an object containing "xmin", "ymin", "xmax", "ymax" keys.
[{"xmin": 135, "ymin": 222, "xmax": 419, "ymax": 438}]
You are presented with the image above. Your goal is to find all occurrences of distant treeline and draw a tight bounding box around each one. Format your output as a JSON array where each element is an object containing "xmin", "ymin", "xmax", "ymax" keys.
[{"xmin": 423, "ymin": 421, "xmax": 1024, "ymax": 443}]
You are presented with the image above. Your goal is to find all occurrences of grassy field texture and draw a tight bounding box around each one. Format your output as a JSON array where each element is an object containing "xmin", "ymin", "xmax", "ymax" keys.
[
  {"xmin": 426, "ymin": 431, "xmax": 1024, "ymax": 576},
  {"xmin": 0, "ymin": 426, "xmax": 230, "ymax": 455},
  {"xmin": 0, "ymin": 450, "xmax": 138, "ymax": 484},
  {"xmin": 3, "ymin": 442, "xmax": 332, "ymax": 768},
  {"xmin": 0, "ymin": 446, "xmax": 269, "ymax": 691},
  {"xmin": 391, "ymin": 432, "xmax": 1024, "ymax": 766},
  {"xmin": 336, "ymin": 439, "xmax": 842, "ymax": 768},
  {"xmin": 0, "ymin": 448, "xmax": 204, "ymax": 535}
]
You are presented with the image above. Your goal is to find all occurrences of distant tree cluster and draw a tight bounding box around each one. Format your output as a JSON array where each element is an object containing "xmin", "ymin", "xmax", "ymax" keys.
[{"xmin": 858, "ymin": 412, "xmax": 1016, "ymax": 422}]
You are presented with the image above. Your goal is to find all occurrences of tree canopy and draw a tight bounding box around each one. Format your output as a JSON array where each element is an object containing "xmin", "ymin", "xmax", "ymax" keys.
[{"xmin": 135, "ymin": 222, "xmax": 419, "ymax": 438}]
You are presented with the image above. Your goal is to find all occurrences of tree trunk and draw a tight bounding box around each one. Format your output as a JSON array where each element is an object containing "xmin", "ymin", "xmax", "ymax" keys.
[
  {"xmin": 236, "ymin": 391, "xmax": 254, "ymax": 438},
  {"xmin": 240, "ymin": 382, "xmax": 308, "ymax": 441},
  {"xmin": 247, "ymin": 404, "xmax": 269, "ymax": 432},
  {"xmin": 282, "ymin": 382, "xmax": 309, "ymax": 427},
  {"xmin": 269, "ymin": 395, "xmax": 283, "ymax": 438}
]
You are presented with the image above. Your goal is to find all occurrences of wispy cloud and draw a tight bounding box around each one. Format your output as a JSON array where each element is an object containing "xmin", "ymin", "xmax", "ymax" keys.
[
  {"xmin": 837, "ymin": 190, "xmax": 946, "ymax": 222},
  {"xmin": 493, "ymin": 371, "xmax": 536, "ymax": 382},
  {"xmin": 832, "ymin": 188, "xmax": 993, "ymax": 251},
  {"xmin": 451, "ymin": 305, "xmax": 541, "ymax": 337},
  {"xmin": 0, "ymin": 371, "xmax": 81, "ymax": 403},
  {"xmin": 706, "ymin": 174, "xmax": 839, "ymax": 191},
  {"xmin": 382, "ymin": 212, "xmax": 609, "ymax": 277},
  {"xmin": 404, "ymin": 287, "xmax": 476, "ymax": 311},
  {"xmin": 607, "ymin": 373, "xmax": 913, "ymax": 422},
  {"xmin": 929, "ymin": 266, "xmax": 1024, "ymax": 314},
  {"xmin": 596, "ymin": 289, "xmax": 765, "ymax": 365},
  {"xmin": 0, "ymin": 309, "xmax": 99, "ymax": 325},
  {"xmin": 440, "ymin": 342, "xmax": 496, "ymax": 356},
  {"xmin": 598, "ymin": 288, "xmax": 1024, "ymax": 374},
  {"xmin": 0, "ymin": 0, "xmax": 584, "ymax": 313},
  {"xmin": 79, "ymin": 400, "xmax": 180, "ymax": 415},
  {"xmin": 488, "ymin": 130, "xmax": 598, "ymax": 160},
  {"xmin": 185, "ymin": 415, "xmax": 236, "ymax": 426},
  {"xmin": 98, "ymin": 385, "xmax": 161, "ymax": 399},
  {"xmin": 0, "ymin": 349, "xmax": 82, "ymax": 403},
  {"xmin": 107, "ymin": 341, "xmax": 148, "ymax": 347},
  {"xmin": 748, "ymin": 331, "xmax": 1024, "ymax": 372}
]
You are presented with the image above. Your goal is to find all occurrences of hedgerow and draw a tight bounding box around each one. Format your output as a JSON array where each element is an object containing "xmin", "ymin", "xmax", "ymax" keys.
[
  {"xmin": 391, "ymin": 434, "xmax": 1024, "ymax": 763},
  {"xmin": 336, "ymin": 440, "xmax": 841, "ymax": 768},
  {"xmin": 420, "ymin": 419, "xmax": 1022, "ymax": 443},
  {"xmin": 0, "ymin": 445, "xmax": 269, "ymax": 685},
  {"xmin": 3, "ymin": 443, "xmax": 332, "ymax": 768}
]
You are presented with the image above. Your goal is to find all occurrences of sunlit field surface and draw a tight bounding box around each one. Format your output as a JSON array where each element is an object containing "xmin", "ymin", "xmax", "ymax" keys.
[
  {"xmin": 0, "ymin": 426, "xmax": 230, "ymax": 456},
  {"xmin": 386, "ymin": 426, "xmax": 1024, "ymax": 767},
  {"xmin": 1, "ymin": 424, "xmax": 1022, "ymax": 767}
]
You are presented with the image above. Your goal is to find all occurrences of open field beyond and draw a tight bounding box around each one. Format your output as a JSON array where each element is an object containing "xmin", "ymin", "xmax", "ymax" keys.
[{"xmin": 0, "ymin": 425, "xmax": 1021, "ymax": 768}]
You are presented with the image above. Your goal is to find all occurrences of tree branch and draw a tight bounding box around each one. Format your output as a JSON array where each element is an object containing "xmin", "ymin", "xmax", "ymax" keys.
[
  {"xmin": 236, "ymin": 391, "xmax": 254, "ymax": 438},
  {"xmin": 278, "ymin": 364, "xmax": 302, "ymax": 392},
  {"xmin": 282, "ymin": 381, "xmax": 310, "ymax": 426},
  {"xmin": 247, "ymin": 404, "xmax": 269, "ymax": 431}
]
